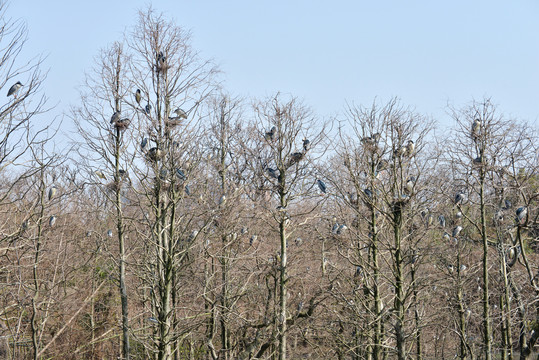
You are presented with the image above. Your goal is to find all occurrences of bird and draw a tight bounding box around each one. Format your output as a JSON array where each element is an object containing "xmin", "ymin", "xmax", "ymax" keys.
[
  {"xmin": 287, "ymin": 151, "xmax": 305, "ymax": 168},
  {"xmin": 363, "ymin": 188, "xmax": 374, "ymax": 199},
  {"xmin": 426, "ymin": 214, "xmax": 434, "ymax": 227},
  {"xmin": 405, "ymin": 177, "xmax": 415, "ymax": 194},
  {"xmin": 107, "ymin": 229, "xmax": 113, "ymax": 237},
  {"xmin": 503, "ymin": 199, "xmax": 512, "ymax": 210},
  {"xmin": 145, "ymin": 103, "xmax": 152, "ymax": 114},
  {"xmin": 295, "ymin": 237, "xmax": 303, "ymax": 246},
  {"xmin": 135, "ymin": 89, "xmax": 141, "ymax": 105},
  {"xmin": 331, "ymin": 223, "xmax": 339, "ymax": 234},
  {"xmin": 355, "ymin": 266, "xmax": 363, "ymax": 277},
  {"xmin": 48, "ymin": 186, "xmax": 57, "ymax": 201},
  {"xmin": 173, "ymin": 108, "xmax": 188, "ymax": 119},
  {"xmin": 147, "ymin": 147, "xmax": 163, "ymax": 162},
  {"xmin": 95, "ymin": 170, "xmax": 106, "ymax": 180},
  {"xmin": 219, "ymin": 194, "xmax": 226, "ymax": 206},
  {"xmin": 110, "ymin": 111, "xmax": 121, "ymax": 124},
  {"xmin": 114, "ymin": 118, "xmax": 130, "ymax": 130},
  {"xmin": 303, "ymin": 138, "xmax": 311, "ymax": 152},
  {"xmin": 452, "ymin": 225, "xmax": 463, "ymax": 238},
  {"xmin": 176, "ymin": 168, "xmax": 187, "ymax": 181},
  {"xmin": 455, "ymin": 211, "xmax": 463, "ymax": 219},
  {"xmin": 316, "ymin": 179, "xmax": 327, "ymax": 194},
  {"xmin": 454, "ymin": 192, "xmax": 467, "ymax": 206},
  {"xmin": 148, "ymin": 317, "xmax": 159, "ymax": 324},
  {"xmin": 7, "ymin": 81, "xmax": 22, "ymax": 97},
  {"xmin": 473, "ymin": 156, "xmax": 482, "ymax": 166},
  {"xmin": 264, "ymin": 126, "xmax": 276, "ymax": 141},
  {"xmin": 188, "ymin": 230, "xmax": 198, "ymax": 242},
  {"xmin": 184, "ymin": 185, "xmax": 191, "ymax": 195},
  {"xmin": 249, "ymin": 235, "xmax": 257, "ymax": 245},
  {"xmin": 337, "ymin": 224, "xmax": 347, "ymax": 235},
  {"xmin": 516, "ymin": 206, "xmax": 527, "ymax": 223},
  {"xmin": 49, "ymin": 215, "xmax": 56, "ymax": 227},
  {"xmin": 405, "ymin": 140, "xmax": 415, "ymax": 156},
  {"xmin": 459, "ymin": 264, "xmax": 467, "ymax": 272},
  {"xmin": 266, "ymin": 167, "xmax": 279, "ymax": 179},
  {"xmin": 443, "ymin": 232, "xmax": 450, "ymax": 241},
  {"xmin": 471, "ymin": 119, "xmax": 481, "ymax": 140},
  {"xmin": 140, "ymin": 137, "xmax": 148, "ymax": 151},
  {"xmin": 438, "ymin": 215, "xmax": 446, "ymax": 228}
]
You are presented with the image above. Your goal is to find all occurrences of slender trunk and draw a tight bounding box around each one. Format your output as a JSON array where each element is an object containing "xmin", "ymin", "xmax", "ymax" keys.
[
  {"xmin": 411, "ymin": 266, "xmax": 421, "ymax": 360},
  {"xmin": 393, "ymin": 203, "xmax": 405, "ymax": 360},
  {"xmin": 479, "ymin": 173, "xmax": 492, "ymax": 360}
]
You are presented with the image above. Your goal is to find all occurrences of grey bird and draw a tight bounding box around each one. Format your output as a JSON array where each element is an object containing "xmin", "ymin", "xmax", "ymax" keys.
[
  {"xmin": 174, "ymin": 108, "xmax": 188, "ymax": 119},
  {"xmin": 264, "ymin": 126, "xmax": 276, "ymax": 141},
  {"xmin": 516, "ymin": 206, "xmax": 527, "ymax": 223},
  {"xmin": 303, "ymin": 138, "xmax": 311, "ymax": 152},
  {"xmin": 140, "ymin": 137, "xmax": 148, "ymax": 151},
  {"xmin": 454, "ymin": 192, "xmax": 467, "ymax": 205},
  {"xmin": 49, "ymin": 215, "xmax": 56, "ymax": 227},
  {"xmin": 110, "ymin": 111, "xmax": 121, "ymax": 124},
  {"xmin": 438, "ymin": 215, "xmax": 446, "ymax": 228},
  {"xmin": 107, "ymin": 229, "xmax": 113, "ymax": 237},
  {"xmin": 452, "ymin": 225, "xmax": 463, "ymax": 238},
  {"xmin": 7, "ymin": 81, "xmax": 22, "ymax": 97},
  {"xmin": 48, "ymin": 186, "xmax": 57, "ymax": 201},
  {"xmin": 317, "ymin": 179, "xmax": 327, "ymax": 194}
]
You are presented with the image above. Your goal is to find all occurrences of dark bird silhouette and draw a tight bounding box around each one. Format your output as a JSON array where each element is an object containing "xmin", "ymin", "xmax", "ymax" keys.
[
  {"xmin": 7, "ymin": 81, "xmax": 22, "ymax": 97},
  {"xmin": 174, "ymin": 108, "xmax": 188, "ymax": 119},
  {"xmin": 303, "ymin": 138, "xmax": 311, "ymax": 152},
  {"xmin": 317, "ymin": 179, "xmax": 327, "ymax": 194},
  {"xmin": 110, "ymin": 111, "xmax": 121, "ymax": 124},
  {"xmin": 264, "ymin": 126, "xmax": 276, "ymax": 141}
]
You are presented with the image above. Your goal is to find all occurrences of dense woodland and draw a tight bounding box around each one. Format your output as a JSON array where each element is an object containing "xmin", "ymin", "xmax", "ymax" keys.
[{"xmin": 0, "ymin": 4, "xmax": 538, "ymax": 360}]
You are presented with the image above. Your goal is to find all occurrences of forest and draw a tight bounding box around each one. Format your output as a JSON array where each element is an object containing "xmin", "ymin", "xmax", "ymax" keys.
[{"xmin": 0, "ymin": 3, "xmax": 538, "ymax": 360}]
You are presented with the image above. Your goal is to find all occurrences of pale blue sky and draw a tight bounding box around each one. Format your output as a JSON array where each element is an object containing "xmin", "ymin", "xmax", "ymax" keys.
[{"xmin": 8, "ymin": 1, "xmax": 539, "ymax": 130}]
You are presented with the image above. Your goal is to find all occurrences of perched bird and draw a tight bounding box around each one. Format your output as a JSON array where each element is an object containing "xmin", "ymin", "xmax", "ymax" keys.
[
  {"xmin": 287, "ymin": 151, "xmax": 305, "ymax": 168},
  {"xmin": 405, "ymin": 177, "xmax": 415, "ymax": 194},
  {"xmin": 107, "ymin": 229, "xmax": 113, "ymax": 237},
  {"xmin": 455, "ymin": 211, "xmax": 463, "ymax": 219},
  {"xmin": 516, "ymin": 206, "xmax": 527, "ymax": 223},
  {"xmin": 471, "ymin": 119, "xmax": 481, "ymax": 140},
  {"xmin": 317, "ymin": 179, "xmax": 327, "ymax": 194},
  {"xmin": 114, "ymin": 118, "xmax": 130, "ymax": 130},
  {"xmin": 355, "ymin": 266, "xmax": 363, "ymax": 277},
  {"xmin": 135, "ymin": 89, "xmax": 142, "ymax": 105},
  {"xmin": 148, "ymin": 317, "xmax": 159, "ymax": 324},
  {"xmin": 337, "ymin": 224, "xmax": 348, "ymax": 235},
  {"xmin": 145, "ymin": 103, "xmax": 152, "ymax": 114},
  {"xmin": 219, "ymin": 194, "xmax": 226, "ymax": 206},
  {"xmin": 184, "ymin": 185, "xmax": 191, "ymax": 195},
  {"xmin": 331, "ymin": 223, "xmax": 339, "ymax": 234},
  {"xmin": 363, "ymin": 188, "xmax": 374, "ymax": 199},
  {"xmin": 503, "ymin": 199, "xmax": 512, "ymax": 210},
  {"xmin": 438, "ymin": 215, "xmax": 446, "ymax": 228},
  {"xmin": 176, "ymin": 168, "xmax": 187, "ymax": 181},
  {"xmin": 48, "ymin": 186, "xmax": 57, "ymax": 201},
  {"xmin": 426, "ymin": 214, "xmax": 434, "ymax": 227},
  {"xmin": 473, "ymin": 156, "xmax": 482, "ymax": 166},
  {"xmin": 405, "ymin": 140, "xmax": 415, "ymax": 156},
  {"xmin": 7, "ymin": 81, "xmax": 22, "ymax": 97},
  {"xmin": 452, "ymin": 225, "xmax": 463, "ymax": 238},
  {"xmin": 303, "ymin": 138, "xmax": 311, "ymax": 152},
  {"xmin": 49, "ymin": 215, "xmax": 56, "ymax": 227},
  {"xmin": 249, "ymin": 234, "xmax": 257, "ymax": 246},
  {"xmin": 266, "ymin": 167, "xmax": 279, "ymax": 179},
  {"xmin": 454, "ymin": 192, "xmax": 467, "ymax": 206},
  {"xmin": 264, "ymin": 126, "xmax": 276, "ymax": 141},
  {"xmin": 95, "ymin": 170, "xmax": 107, "ymax": 180},
  {"xmin": 174, "ymin": 108, "xmax": 188, "ymax": 119},
  {"xmin": 110, "ymin": 111, "xmax": 121, "ymax": 124},
  {"xmin": 140, "ymin": 137, "xmax": 148, "ymax": 151},
  {"xmin": 459, "ymin": 264, "xmax": 467, "ymax": 272},
  {"xmin": 443, "ymin": 232, "xmax": 450, "ymax": 241},
  {"xmin": 295, "ymin": 237, "xmax": 303, "ymax": 246},
  {"xmin": 188, "ymin": 230, "xmax": 198, "ymax": 242},
  {"xmin": 147, "ymin": 147, "xmax": 163, "ymax": 162}
]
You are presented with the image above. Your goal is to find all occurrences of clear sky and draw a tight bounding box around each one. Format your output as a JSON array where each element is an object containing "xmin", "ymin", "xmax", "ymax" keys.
[{"xmin": 8, "ymin": 0, "xmax": 539, "ymax": 132}]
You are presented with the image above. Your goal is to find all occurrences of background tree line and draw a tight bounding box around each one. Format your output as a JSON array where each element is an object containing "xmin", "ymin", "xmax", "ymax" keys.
[{"xmin": 0, "ymin": 4, "xmax": 537, "ymax": 360}]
